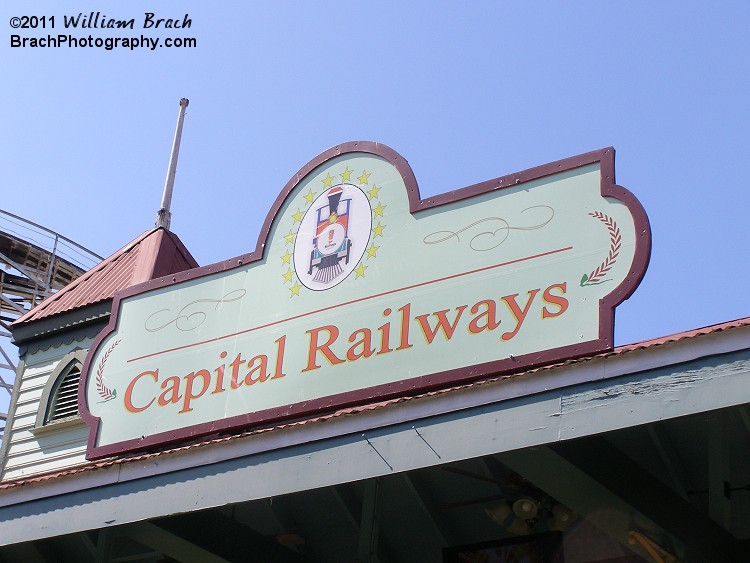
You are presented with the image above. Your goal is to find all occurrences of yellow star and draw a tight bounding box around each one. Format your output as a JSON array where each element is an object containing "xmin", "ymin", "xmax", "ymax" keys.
[
  {"xmin": 366, "ymin": 243, "xmax": 379, "ymax": 259},
  {"xmin": 289, "ymin": 281, "xmax": 301, "ymax": 297},
  {"xmin": 282, "ymin": 269, "xmax": 294, "ymax": 283},
  {"xmin": 303, "ymin": 188, "xmax": 316, "ymax": 204},
  {"xmin": 284, "ymin": 230, "xmax": 295, "ymax": 245},
  {"xmin": 372, "ymin": 222, "xmax": 385, "ymax": 238},
  {"xmin": 292, "ymin": 208, "xmax": 304, "ymax": 224},
  {"xmin": 367, "ymin": 184, "xmax": 381, "ymax": 199},
  {"xmin": 340, "ymin": 167, "xmax": 353, "ymax": 182},
  {"xmin": 281, "ymin": 250, "xmax": 293, "ymax": 265},
  {"xmin": 373, "ymin": 202, "xmax": 386, "ymax": 218},
  {"xmin": 322, "ymin": 173, "xmax": 335, "ymax": 188},
  {"xmin": 357, "ymin": 170, "xmax": 371, "ymax": 185},
  {"xmin": 354, "ymin": 263, "xmax": 367, "ymax": 278}
]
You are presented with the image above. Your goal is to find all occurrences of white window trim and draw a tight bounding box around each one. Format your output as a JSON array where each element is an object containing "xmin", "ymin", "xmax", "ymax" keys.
[{"xmin": 32, "ymin": 349, "xmax": 88, "ymax": 433}]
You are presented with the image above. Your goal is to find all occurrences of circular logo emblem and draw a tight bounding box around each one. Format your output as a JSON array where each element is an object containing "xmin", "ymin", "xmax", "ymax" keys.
[{"xmin": 293, "ymin": 184, "xmax": 372, "ymax": 291}]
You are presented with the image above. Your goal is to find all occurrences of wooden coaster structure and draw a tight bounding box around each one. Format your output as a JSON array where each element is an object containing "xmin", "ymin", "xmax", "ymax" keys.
[{"xmin": 0, "ymin": 209, "xmax": 101, "ymax": 436}]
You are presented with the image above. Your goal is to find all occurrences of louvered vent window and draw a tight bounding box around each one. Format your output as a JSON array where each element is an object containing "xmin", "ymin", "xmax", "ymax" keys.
[{"xmin": 47, "ymin": 365, "xmax": 81, "ymax": 422}]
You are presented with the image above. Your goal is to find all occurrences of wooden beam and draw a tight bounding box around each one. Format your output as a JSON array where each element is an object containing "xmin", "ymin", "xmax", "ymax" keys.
[
  {"xmin": 264, "ymin": 496, "xmax": 317, "ymax": 560},
  {"xmin": 645, "ymin": 424, "xmax": 691, "ymax": 500},
  {"xmin": 0, "ymin": 251, "xmax": 50, "ymax": 291},
  {"xmin": 126, "ymin": 522, "xmax": 229, "ymax": 563},
  {"xmin": 500, "ymin": 438, "xmax": 739, "ymax": 561},
  {"xmin": 708, "ymin": 412, "xmax": 731, "ymax": 529},
  {"xmin": 738, "ymin": 406, "xmax": 750, "ymax": 437},
  {"xmin": 555, "ymin": 437, "xmax": 739, "ymax": 558},
  {"xmin": 48, "ymin": 533, "xmax": 97, "ymax": 563},
  {"xmin": 0, "ymin": 542, "xmax": 48, "ymax": 563},
  {"xmin": 333, "ymin": 483, "xmax": 397, "ymax": 563},
  {"xmin": 331, "ymin": 485, "xmax": 363, "ymax": 533},
  {"xmin": 358, "ymin": 479, "xmax": 382, "ymax": 563},
  {"xmin": 401, "ymin": 473, "xmax": 456, "ymax": 546},
  {"xmin": 94, "ymin": 528, "xmax": 113, "ymax": 563},
  {"xmin": 149, "ymin": 510, "xmax": 309, "ymax": 563}
]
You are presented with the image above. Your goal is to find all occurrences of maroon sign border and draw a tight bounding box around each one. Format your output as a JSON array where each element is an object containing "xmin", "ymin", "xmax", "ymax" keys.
[{"xmin": 80, "ymin": 142, "xmax": 651, "ymax": 460}]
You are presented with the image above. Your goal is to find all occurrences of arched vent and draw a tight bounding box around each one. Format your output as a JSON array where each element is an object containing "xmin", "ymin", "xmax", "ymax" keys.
[{"xmin": 46, "ymin": 364, "xmax": 81, "ymax": 422}]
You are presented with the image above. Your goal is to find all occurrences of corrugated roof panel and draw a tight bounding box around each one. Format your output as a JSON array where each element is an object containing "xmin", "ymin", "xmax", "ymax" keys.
[{"xmin": 13, "ymin": 229, "xmax": 198, "ymax": 326}]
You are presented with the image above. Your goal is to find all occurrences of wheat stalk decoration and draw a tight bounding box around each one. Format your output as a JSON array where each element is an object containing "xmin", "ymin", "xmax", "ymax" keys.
[
  {"xmin": 580, "ymin": 212, "xmax": 621, "ymax": 286},
  {"xmin": 96, "ymin": 339, "xmax": 121, "ymax": 402}
]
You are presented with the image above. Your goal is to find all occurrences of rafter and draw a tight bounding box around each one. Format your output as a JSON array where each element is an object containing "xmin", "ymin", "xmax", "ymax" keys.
[
  {"xmin": 501, "ymin": 438, "xmax": 739, "ymax": 561},
  {"xmin": 401, "ymin": 472, "xmax": 457, "ymax": 546}
]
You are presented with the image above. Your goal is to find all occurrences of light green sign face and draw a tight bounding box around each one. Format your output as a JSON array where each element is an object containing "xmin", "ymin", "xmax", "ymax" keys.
[{"xmin": 82, "ymin": 144, "xmax": 650, "ymax": 458}]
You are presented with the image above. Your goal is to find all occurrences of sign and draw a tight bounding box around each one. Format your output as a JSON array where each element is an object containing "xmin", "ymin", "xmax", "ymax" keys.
[{"xmin": 80, "ymin": 143, "xmax": 650, "ymax": 459}]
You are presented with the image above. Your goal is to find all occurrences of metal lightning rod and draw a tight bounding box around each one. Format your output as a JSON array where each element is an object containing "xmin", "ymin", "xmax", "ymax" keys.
[{"xmin": 155, "ymin": 98, "xmax": 189, "ymax": 230}]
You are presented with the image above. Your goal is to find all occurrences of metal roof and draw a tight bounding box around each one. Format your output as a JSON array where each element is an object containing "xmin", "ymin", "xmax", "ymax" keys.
[{"xmin": 12, "ymin": 228, "xmax": 198, "ymax": 327}]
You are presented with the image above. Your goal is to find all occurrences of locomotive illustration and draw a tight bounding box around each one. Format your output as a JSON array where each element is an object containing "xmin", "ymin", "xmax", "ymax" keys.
[{"xmin": 308, "ymin": 186, "xmax": 353, "ymax": 284}]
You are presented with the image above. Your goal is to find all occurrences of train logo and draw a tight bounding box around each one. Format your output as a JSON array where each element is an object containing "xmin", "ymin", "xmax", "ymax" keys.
[{"xmin": 294, "ymin": 184, "xmax": 372, "ymax": 291}]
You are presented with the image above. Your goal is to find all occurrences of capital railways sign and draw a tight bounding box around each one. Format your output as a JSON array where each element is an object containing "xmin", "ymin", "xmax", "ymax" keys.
[{"xmin": 80, "ymin": 143, "xmax": 651, "ymax": 459}]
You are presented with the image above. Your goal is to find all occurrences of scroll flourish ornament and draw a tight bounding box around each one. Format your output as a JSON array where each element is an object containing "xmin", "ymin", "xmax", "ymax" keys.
[
  {"xmin": 423, "ymin": 205, "xmax": 554, "ymax": 252},
  {"xmin": 145, "ymin": 289, "xmax": 247, "ymax": 332}
]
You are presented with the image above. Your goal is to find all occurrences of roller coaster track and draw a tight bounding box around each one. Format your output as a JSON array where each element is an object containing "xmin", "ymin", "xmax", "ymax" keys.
[{"xmin": 0, "ymin": 209, "xmax": 102, "ymax": 436}]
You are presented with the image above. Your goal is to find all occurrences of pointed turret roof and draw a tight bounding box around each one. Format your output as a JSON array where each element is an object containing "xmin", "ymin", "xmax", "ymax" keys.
[{"xmin": 12, "ymin": 228, "xmax": 198, "ymax": 328}]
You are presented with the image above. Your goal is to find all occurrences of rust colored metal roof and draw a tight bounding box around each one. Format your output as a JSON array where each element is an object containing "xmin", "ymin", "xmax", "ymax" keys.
[
  {"xmin": 606, "ymin": 317, "xmax": 750, "ymax": 354},
  {"xmin": 13, "ymin": 228, "xmax": 198, "ymax": 326},
  {"xmin": 1, "ymin": 315, "xmax": 749, "ymax": 491}
]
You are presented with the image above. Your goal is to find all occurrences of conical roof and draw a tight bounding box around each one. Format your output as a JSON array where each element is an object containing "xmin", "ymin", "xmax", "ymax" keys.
[{"xmin": 13, "ymin": 228, "xmax": 198, "ymax": 327}]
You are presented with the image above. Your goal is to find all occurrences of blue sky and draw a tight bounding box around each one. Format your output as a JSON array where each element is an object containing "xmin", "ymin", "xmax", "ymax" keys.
[{"xmin": 2, "ymin": 1, "xmax": 749, "ymax": 352}]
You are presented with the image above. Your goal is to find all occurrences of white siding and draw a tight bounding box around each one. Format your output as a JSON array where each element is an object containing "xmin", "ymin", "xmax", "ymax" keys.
[{"xmin": 1, "ymin": 339, "xmax": 94, "ymax": 482}]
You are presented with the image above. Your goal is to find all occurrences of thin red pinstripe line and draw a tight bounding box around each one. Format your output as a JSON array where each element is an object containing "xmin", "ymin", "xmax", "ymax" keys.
[{"xmin": 127, "ymin": 246, "xmax": 572, "ymax": 363}]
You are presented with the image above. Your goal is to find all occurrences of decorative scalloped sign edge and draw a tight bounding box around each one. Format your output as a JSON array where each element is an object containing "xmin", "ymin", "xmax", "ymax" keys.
[{"xmin": 80, "ymin": 143, "xmax": 651, "ymax": 460}]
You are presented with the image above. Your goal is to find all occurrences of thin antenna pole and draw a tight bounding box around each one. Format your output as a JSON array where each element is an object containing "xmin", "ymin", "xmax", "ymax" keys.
[{"xmin": 155, "ymin": 98, "xmax": 190, "ymax": 230}]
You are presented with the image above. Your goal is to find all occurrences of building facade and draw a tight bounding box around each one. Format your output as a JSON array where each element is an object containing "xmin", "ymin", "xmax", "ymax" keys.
[{"xmin": 1, "ymin": 144, "xmax": 748, "ymax": 562}]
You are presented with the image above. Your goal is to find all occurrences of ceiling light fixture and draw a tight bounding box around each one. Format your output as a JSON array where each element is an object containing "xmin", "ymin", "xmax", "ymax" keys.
[
  {"xmin": 484, "ymin": 502, "xmax": 512, "ymax": 526},
  {"xmin": 512, "ymin": 498, "xmax": 538, "ymax": 520}
]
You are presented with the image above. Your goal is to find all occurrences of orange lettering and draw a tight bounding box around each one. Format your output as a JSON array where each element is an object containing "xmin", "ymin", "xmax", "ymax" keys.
[
  {"xmin": 501, "ymin": 289, "xmax": 540, "ymax": 341},
  {"xmin": 304, "ymin": 325, "xmax": 344, "ymax": 371},
  {"xmin": 542, "ymin": 283, "xmax": 568, "ymax": 318},
  {"xmin": 271, "ymin": 335, "xmax": 287, "ymax": 379},
  {"xmin": 468, "ymin": 300, "xmax": 501, "ymax": 334},
  {"xmin": 396, "ymin": 303, "xmax": 413, "ymax": 351},
  {"xmin": 124, "ymin": 370, "xmax": 157, "ymax": 413},
  {"xmin": 347, "ymin": 328, "xmax": 375, "ymax": 361},
  {"xmin": 180, "ymin": 369, "xmax": 211, "ymax": 413},
  {"xmin": 244, "ymin": 355, "xmax": 269, "ymax": 385},
  {"xmin": 158, "ymin": 376, "xmax": 182, "ymax": 406},
  {"xmin": 229, "ymin": 353, "xmax": 246, "ymax": 389},
  {"xmin": 415, "ymin": 306, "xmax": 468, "ymax": 344},
  {"xmin": 212, "ymin": 351, "xmax": 228, "ymax": 394}
]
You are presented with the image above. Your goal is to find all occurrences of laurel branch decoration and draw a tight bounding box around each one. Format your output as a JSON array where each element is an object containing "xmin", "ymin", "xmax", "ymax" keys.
[
  {"xmin": 580, "ymin": 212, "xmax": 621, "ymax": 286},
  {"xmin": 96, "ymin": 339, "xmax": 121, "ymax": 402}
]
